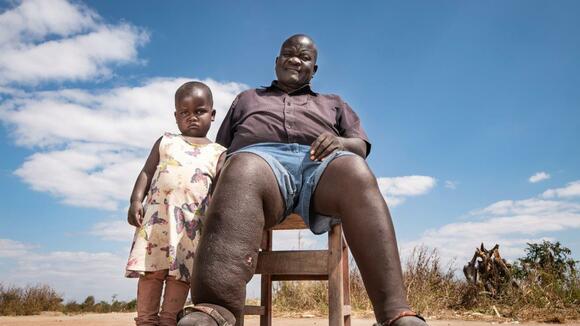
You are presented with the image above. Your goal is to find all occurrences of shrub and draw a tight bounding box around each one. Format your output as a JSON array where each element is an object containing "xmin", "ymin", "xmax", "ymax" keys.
[{"xmin": 0, "ymin": 283, "xmax": 63, "ymax": 315}]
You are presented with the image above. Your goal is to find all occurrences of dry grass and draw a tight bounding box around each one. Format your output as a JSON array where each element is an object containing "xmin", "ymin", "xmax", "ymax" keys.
[
  {"xmin": 2, "ymin": 244, "xmax": 578, "ymax": 322},
  {"xmin": 0, "ymin": 284, "xmax": 136, "ymax": 316},
  {"xmin": 0, "ymin": 284, "xmax": 62, "ymax": 316},
  {"xmin": 271, "ymin": 245, "xmax": 579, "ymax": 322},
  {"xmin": 270, "ymin": 261, "xmax": 373, "ymax": 317}
]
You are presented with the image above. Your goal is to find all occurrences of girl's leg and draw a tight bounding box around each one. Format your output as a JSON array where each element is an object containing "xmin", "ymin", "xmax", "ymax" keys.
[
  {"xmin": 159, "ymin": 275, "xmax": 190, "ymax": 326},
  {"xmin": 136, "ymin": 270, "xmax": 166, "ymax": 326}
]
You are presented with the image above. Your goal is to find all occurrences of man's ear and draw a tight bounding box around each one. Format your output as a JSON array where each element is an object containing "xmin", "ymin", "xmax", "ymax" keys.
[
  {"xmin": 275, "ymin": 56, "xmax": 279, "ymax": 65},
  {"xmin": 313, "ymin": 64, "xmax": 318, "ymax": 75}
]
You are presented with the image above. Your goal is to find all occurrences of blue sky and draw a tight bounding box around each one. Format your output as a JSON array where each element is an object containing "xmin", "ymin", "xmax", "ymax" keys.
[{"xmin": 1, "ymin": 0, "xmax": 579, "ymax": 301}]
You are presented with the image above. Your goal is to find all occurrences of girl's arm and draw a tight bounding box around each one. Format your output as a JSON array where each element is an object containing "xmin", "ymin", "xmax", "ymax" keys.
[{"xmin": 127, "ymin": 137, "xmax": 162, "ymax": 227}]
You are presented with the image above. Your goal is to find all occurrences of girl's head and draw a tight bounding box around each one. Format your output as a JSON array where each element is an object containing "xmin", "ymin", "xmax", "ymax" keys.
[{"xmin": 174, "ymin": 81, "xmax": 215, "ymax": 137}]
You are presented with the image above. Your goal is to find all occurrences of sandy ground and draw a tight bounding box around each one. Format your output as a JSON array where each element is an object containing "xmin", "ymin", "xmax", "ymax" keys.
[{"xmin": 0, "ymin": 313, "xmax": 578, "ymax": 326}]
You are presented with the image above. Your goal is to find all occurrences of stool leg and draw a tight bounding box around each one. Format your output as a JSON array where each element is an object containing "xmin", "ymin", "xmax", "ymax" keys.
[
  {"xmin": 343, "ymin": 237, "xmax": 351, "ymax": 326},
  {"xmin": 328, "ymin": 224, "xmax": 344, "ymax": 326},
  {"xmin": 260, "ymin": 230, "xmax": 272, "ymax": 326}
]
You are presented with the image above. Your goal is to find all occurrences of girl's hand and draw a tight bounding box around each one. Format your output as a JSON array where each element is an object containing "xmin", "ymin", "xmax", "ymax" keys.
[{"xmin": 128, "ymin": 201, "xmax": 144, "ymax": 227}]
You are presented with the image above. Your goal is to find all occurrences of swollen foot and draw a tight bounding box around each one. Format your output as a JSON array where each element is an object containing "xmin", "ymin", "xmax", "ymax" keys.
[
  {"xmin": 391, "ymin": 316, "xmax": 429, "ymax": 326},
  {"xmin": 177, "ymin": 304, "xmax": 236, "ymax": 326},
  {"xmin": 375, "ymin": 311, "xmax": 428, "ymax": 326}
]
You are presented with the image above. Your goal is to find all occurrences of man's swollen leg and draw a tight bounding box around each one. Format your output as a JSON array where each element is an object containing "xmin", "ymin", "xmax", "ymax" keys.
[{"xmin": 188, "ymin": 153, "xmax": 284, "ymax": 326}]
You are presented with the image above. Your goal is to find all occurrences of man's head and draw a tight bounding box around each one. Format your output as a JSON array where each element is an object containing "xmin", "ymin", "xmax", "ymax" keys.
[
  {"xmin": 275, "ymin": 34, "xmax": 318, "ymax": 92},
  {"xmin": 174, "ymin": 81, "xmax": 215, "ymax": 137}
]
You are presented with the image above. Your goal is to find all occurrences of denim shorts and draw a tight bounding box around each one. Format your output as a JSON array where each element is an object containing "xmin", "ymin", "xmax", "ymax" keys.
[{"xmin": 229, "ymin": 142, "xmax": 355, "ymax": 234}]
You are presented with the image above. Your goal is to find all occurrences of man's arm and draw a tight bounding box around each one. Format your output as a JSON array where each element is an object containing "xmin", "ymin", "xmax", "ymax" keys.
[
  {"xmin": 215, "ymin": 95, "xmax": 240, "ymax": 148},
  {"xmin": 339, "ymin": 136, "xmax": 367, "ymax": 157}
]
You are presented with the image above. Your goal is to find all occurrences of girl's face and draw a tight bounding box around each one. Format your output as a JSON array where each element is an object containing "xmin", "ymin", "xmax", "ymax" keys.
[{"xmin": 174, "ymin": 91, "xmax": 215, "ymax": 137}]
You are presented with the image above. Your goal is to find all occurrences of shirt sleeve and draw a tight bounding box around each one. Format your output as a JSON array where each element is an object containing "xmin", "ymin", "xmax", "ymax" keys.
[
  {"xmin": 215, "ymin": 95, "xmax": 240, "ymax": 148},
  {"xmin": 337, "ymin": 100, "xmax": 372, "ymax": 157}
]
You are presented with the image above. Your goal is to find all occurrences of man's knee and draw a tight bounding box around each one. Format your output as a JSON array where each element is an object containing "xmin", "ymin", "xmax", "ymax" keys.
[
  {"xmin": 217, "ymin": 153, "xmax": 274, "ymax": 189},
  {"xmin": 214, "ymin": 153, "xmax": 283, "ymax": 222},
  {"xmin": 328, "ymin": 155, "xmax": 377, "ymax": 187}
]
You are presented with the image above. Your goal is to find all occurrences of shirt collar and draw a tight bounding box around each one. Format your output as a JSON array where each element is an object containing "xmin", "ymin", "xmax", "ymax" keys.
[{"xmin": 263, "ymin": 80, "xmax": 318, "ymax": 96}]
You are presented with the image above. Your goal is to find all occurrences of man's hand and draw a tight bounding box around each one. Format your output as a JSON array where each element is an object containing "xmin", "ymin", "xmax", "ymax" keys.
[
  {"xmin": 310, "ymin": 132, "xmax": 345, "ymax": 161},
  {"xmin": 128, "ymin": 201, "xmax": 144, "ymax": 227}
]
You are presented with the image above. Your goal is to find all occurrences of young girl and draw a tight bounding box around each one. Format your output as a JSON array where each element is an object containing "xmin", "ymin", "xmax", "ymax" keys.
[{"xmin": 125, "ymin": 81, "xmax": 226, "ymax": 326}]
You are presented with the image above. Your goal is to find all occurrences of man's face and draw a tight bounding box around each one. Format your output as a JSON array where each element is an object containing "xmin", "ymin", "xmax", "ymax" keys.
[{"xmin": 275, "ymin": 36, "xmax": 318, "ymax": 90}]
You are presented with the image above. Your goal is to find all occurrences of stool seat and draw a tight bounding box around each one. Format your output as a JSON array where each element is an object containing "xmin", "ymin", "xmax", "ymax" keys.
[{"xmin": 244, "ymin": 214, "xmax": 351, "ymax": 326}]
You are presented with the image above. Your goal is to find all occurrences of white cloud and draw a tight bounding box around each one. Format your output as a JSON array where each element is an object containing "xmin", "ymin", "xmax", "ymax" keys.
[
  {"xmin": 0, "ymin": 0, "xmax": 97, "ymax": 44},
  {"xmin": 2, "ymin": 78, "xmax": 247, "ymax": 210},
  {"xmin": 0, "ymin": 239, "xmax": 133, "ymax": 301},
  {"xmin": 13, "ymin": 142, "xmax": 143, "ymax": 210},
  {"xmin": 0, "ymin": 238, "xmax": 37, "ymax": 258},
  {"xmin": 402, "ymin": 195, "xmax": 580, "ymax": 268},
  {"xmin": 444, "ymin": 180, "xmax": 458, "ymax": 189},
  {"xmin": 529, "ymin": 171, "xmax": 550, "ymax": 183},
  {"xmin": 1, "ymin": 78, "xmax": 246, "ymax": 148},
  {"xmin": 0, "ymin": 0, "xmax": 148, "ymax": 85},
  {"xmin": 272, "ymin": 230, "xmax": 322, "ymax": 251},
  {"xmin": 542, "ymin": 180, "xmax": 580, "ymax": 199},
  {"xmin": 377, "ymin": 175, "xmax": 436, "ymax": 207},
  {"xmin": 90, "ymin": 220, "xmax": 134, "ymax": 242}
]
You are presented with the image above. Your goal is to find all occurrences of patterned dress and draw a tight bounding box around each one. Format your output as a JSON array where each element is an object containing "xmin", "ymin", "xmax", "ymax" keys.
[{"xmin": 125, "ymin": 133, "xmax": 226, "ymax": 282}]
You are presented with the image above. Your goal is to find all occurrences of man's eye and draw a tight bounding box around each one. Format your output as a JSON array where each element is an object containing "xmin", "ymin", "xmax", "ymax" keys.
[{"xmin": 301, "ymin": 56, "xmax": 310, "ymax": 61}]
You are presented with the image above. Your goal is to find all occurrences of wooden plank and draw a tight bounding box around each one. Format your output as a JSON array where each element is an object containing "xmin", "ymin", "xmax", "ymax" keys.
[
  {"xmin": 342, "ymin": 236, "xmax": 352, "ymax": 326},
  {"xmin": 271, "ymin": 214, "xmax": 307, "ymax": 230},
  {"xmin": 343, "ymin": 305, "xmax": 352, "ymax": 316},
  {"xmin": 244, "ymin": 305, "xmax": 265, "ymax": 315},
  {"xmin": 256, "ymin": 251, "xmax": 328, "ymax": 275},
  {"xmin": 328, "ymin": 223, "xmax": 344, "ymax": 326},
  {"xmin": 260, "ymin": 230, "xmax": 272, "ymax": 326},
  {"xmin": 260, "ymin": 229, "xmax": 269, "ymax": 250}
]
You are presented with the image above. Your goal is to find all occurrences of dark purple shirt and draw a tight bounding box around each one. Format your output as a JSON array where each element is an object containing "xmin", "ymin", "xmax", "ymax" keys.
[{"xmin": 216, "ymin": 82, "xmax": 371, "ymax": 156}]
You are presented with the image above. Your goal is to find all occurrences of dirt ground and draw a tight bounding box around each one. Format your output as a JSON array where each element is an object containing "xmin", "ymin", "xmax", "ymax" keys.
[{"xmin": 0, "ymin": 313, "xmax": 578, "ymax": 326}]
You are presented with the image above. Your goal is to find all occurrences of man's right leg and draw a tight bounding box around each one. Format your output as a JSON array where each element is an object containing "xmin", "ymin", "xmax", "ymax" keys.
[{"xmin": 188, "ymin": 153, "xmax": 284, "ymax": 325}]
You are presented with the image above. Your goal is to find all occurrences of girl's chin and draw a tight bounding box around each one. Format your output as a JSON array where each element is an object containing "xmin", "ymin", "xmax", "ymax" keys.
[{"xmin": 182, "ymin": 133, "xmax": 202, "ymax": 137}]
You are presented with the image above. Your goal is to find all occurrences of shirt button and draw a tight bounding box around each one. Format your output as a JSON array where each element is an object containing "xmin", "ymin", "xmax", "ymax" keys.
[{"xmin": 287, "ymin": 101, "xmax": 291, "ymax": 106}]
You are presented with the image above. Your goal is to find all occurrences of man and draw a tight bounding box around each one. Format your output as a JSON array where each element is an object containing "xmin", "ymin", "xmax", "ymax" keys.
[{"xmin": 180, "ymin": 34, "xmax": 428, "ymax": 326}]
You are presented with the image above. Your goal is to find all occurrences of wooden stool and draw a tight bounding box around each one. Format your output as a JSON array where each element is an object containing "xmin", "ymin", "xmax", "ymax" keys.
[{"xmin": 244, "ymin": 214, "xmax": 351, "ymax": 326}]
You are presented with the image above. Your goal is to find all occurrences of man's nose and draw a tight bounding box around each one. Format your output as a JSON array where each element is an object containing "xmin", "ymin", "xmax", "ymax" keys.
[{"xmin": 288, "ymin": 56, "xmax": 301, "ymax": 65}]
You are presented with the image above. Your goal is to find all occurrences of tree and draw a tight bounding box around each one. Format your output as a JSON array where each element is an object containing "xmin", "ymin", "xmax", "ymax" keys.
[
  {"xmin": 513, "ymin": 240, "xmax": 577, "ymax": 282},
  {"xmin": 81, "ymin": 295, "xmax": 95, "ymax": 311}
]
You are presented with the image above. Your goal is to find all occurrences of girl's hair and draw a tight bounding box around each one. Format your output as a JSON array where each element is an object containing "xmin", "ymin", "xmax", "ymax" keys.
[{"xmin": 175, "ymin": 81, "xmax": 213, "ymax": 106}]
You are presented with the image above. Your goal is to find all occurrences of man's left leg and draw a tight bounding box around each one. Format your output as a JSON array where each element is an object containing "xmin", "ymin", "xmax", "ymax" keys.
[{"xmin": 311, "ymin": 155, "xmax": 427, "ymax": 326}]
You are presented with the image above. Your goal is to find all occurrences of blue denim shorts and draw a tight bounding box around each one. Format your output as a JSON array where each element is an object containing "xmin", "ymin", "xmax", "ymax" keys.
[{"xmin": 229, "ymin": 142, "xmax": 354, "ymax": 234}]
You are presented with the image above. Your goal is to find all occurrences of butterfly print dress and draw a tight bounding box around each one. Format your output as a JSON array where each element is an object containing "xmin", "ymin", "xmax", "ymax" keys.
[{"xmin": 125, "ymin": 133, "xmax": 226, "ymax": 282}]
